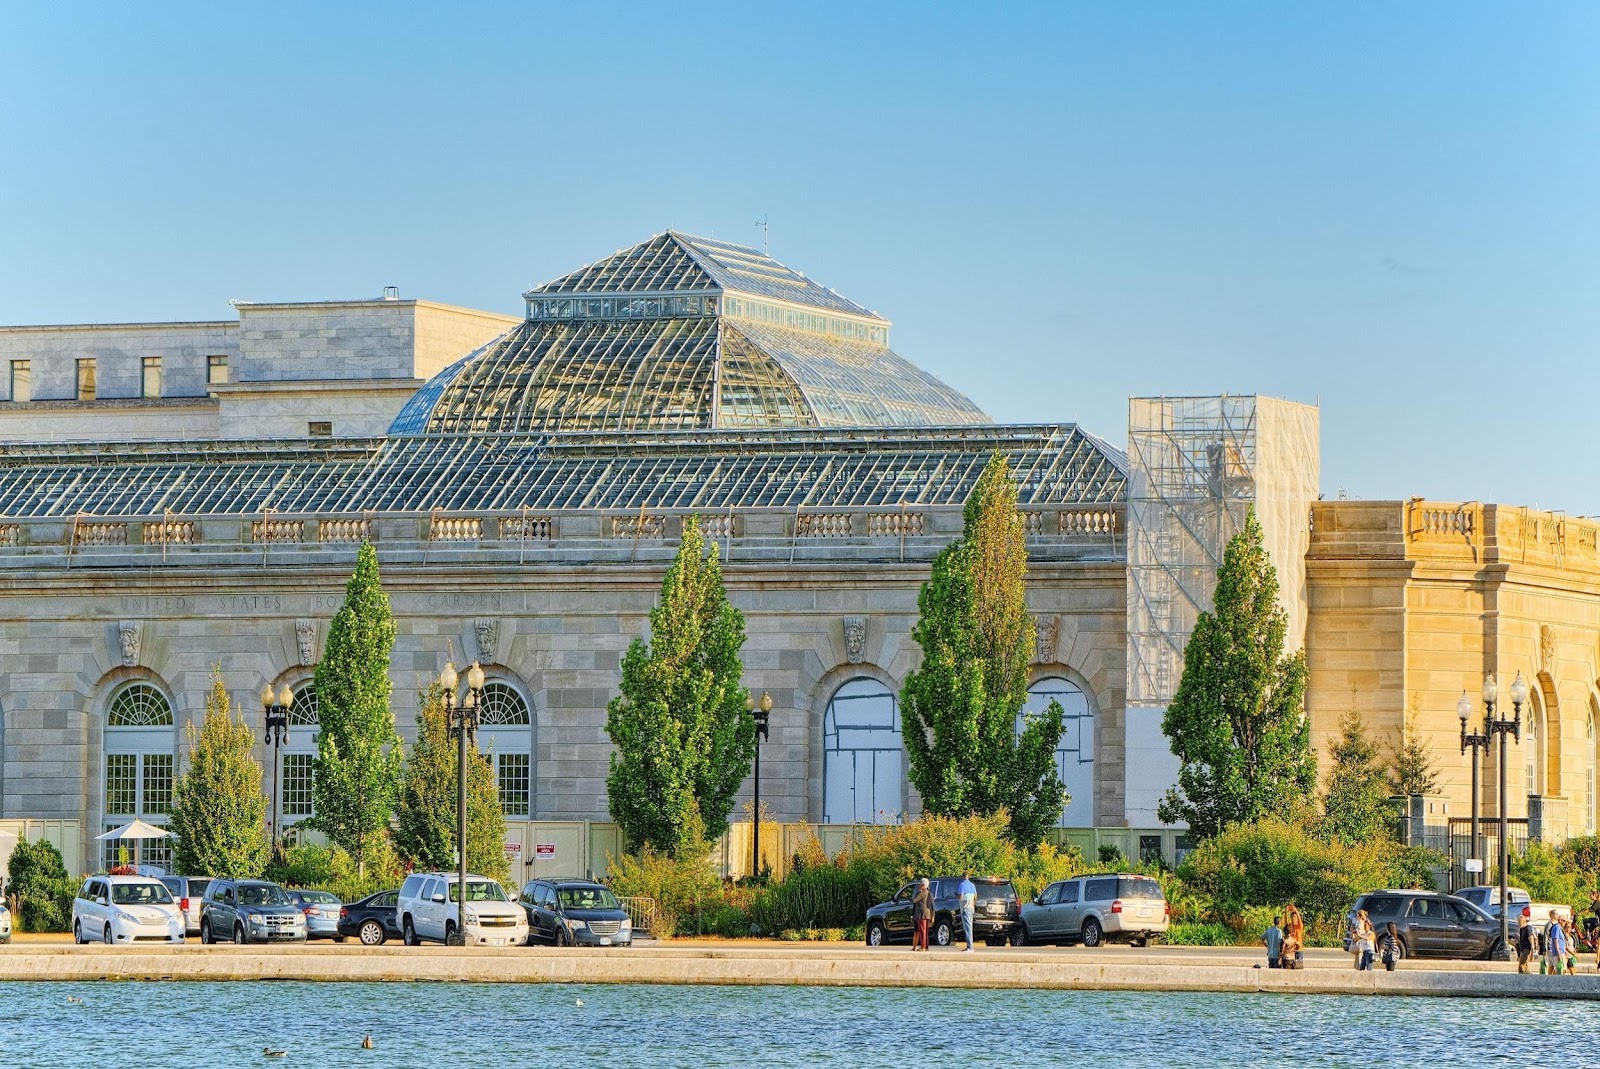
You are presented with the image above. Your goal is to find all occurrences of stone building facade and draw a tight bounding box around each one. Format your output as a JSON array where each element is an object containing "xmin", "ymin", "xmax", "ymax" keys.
[{"xmin": 0, "ymin": 229, "xmax": 1595, "ymax": 880}]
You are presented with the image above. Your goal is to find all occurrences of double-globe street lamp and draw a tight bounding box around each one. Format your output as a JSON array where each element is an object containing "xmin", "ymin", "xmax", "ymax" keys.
[
  {"xmin": 746, "ymin": 692, "xmax": 772, "ymax": 879},
  {"xmin": 1457, "ymin": 690, "xmax": 1490, "ymax": 879},
  {"xmin": 441, "ymin": 660, "xmax": 486, "ymax": 946},
  {"xmin": 261, "ymin": 682, "xmax": 294, "ymax": 853},
  {"xmin": 1467, "ymin": 671, "xmax": 1527, "ymax": 962}
]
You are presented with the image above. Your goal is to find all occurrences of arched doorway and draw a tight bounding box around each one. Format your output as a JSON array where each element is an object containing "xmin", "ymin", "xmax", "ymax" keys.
[
  {"xmin": 477, "ymin": 681, "xmax": 533, "ymax": 818},
  {"xmin": 1019, "ymin": 676, "xmax": 1095, "ymax": 827},
  {"xmin": 822, "ymin": 678, "xmax": 903, "ymax": 824},
  {"xmin": 277, "ymin": 683, "xmax": 320, "ymax": 842},
  {"xmin": 102, "ymin": 682, "xmax": 175, "ymax": 869}
]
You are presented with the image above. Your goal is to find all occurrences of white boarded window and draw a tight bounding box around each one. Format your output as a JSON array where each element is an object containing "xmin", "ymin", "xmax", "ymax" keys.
[{"xmin": 823, "ymin": 678, "xmax": 903, "ymax": 824}]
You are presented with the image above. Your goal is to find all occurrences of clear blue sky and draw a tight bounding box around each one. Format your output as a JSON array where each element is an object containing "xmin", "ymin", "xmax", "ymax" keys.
[{"xmin": 3, "ymin": 2, "xmax": 1597, "ymax": 511}]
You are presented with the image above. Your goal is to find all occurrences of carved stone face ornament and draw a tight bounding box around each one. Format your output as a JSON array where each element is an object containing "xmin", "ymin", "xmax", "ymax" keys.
[
  {"xmin": 475, "ymin": 618, "xmax": 498, "ymax": 665},
  {"xmin": 295, "ymin": 619, "xmax": 316, "ymax": 666},
  {"xmin": 118, "ymin": 622, "xmax": 141, "ymax": 668},
  {"xmin": 1035, "ymin": 615, "xmax": 1059, "ymax": 665},
  {"xmin": 842, "ymin": 617, "xmax": 866, "ymax": 664}
]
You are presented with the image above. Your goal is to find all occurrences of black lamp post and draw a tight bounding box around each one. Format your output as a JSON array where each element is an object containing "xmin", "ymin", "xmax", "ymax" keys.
[
  {"xmin": 747, "ymin": 692, "xmax": 772, "ymax": 880},
  {"xmin": 1479, "ymin": 671, "xmax": 1527, "ymax": 962},
  {"xmin": 1457, "ymin": 690, "xmax": 1489, "ymax": 883},
  {"xmin": 260, "ymin": 681, "xmax": 293, "ymax": 852},
  {"xmin": 441, "ymin": 660, "xmax": 485, "ymax": 946}
]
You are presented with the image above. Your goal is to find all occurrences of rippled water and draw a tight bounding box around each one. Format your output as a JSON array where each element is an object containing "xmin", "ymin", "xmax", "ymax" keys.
[{"xmin": 1, "ymin": 981, "xmax": 1593, "ymax": 1068}]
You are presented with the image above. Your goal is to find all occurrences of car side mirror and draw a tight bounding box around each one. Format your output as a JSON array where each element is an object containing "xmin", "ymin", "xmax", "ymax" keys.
[
  {"xmin": 431, "ymin": 893, "xmax": 446, "ymax": 903},
  {"xmin": 97, "ymin": 896, "xmax": 108, "ymax": 906}
]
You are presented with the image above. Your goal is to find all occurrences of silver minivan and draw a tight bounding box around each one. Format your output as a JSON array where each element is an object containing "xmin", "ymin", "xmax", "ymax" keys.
[{"xmin": 1018, "ymin": 873, "xmax": 1169, "ymax": 947}]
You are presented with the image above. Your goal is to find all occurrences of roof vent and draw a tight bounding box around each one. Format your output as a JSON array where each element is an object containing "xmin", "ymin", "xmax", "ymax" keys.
[{"xmin": 381, "ymin": 286, "xmax": 400, "ymax": 301}]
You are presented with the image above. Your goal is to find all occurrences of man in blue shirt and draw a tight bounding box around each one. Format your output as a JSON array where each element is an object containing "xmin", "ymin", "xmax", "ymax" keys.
[{"xmin": 957, "ymin": 873, "xmax": 977, "ymax": 952}]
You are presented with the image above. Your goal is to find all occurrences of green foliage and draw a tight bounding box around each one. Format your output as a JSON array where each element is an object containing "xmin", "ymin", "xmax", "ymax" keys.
[
  {"xmin": 1163, "ymin": 922, "xmax": 1234, "ymax": 946},
  {"xmin": 1097, "ymin": 844, "xmax": 1125, "ymax": 865},
  {"xmin": 393, "ymin": 682, "xmax": 508, "ymax": 885},
  {"xmin": 1160, "ymin": 508, "xmax": 1316, "ymax": 839},
  {"xmin": 1509, "ymin": 842, "xmax": 1585, "ymax": 911},
  {"xmin": 851, "ymin": 812, "xmax": 1081, "ymax": 903},
  {"xmin": 264, "ymin": 841, "xmax": 402, "ymax": 903},
  {"xmin": 169, "ymin": 667, "xmax": 269, "ymax": 879},
  {"xmin": 901, "ymin": 454, "xmax": 1067, "ymax": 846},
  {"xmin": 310, "ymin": 543, "xmax": 403, "ymax": 875},
  {"xmin": 750, "ymin": 858, "xmax": 874, "ymax": 934},
  {"xmin": 1389, "ymin": 705, "xmax": 1439, "ymax": 797},
  {"xmin": 606, "ymin": 519, "xmax": 754, "ymax": 858},
  {"xmin": 6, "ymin": 839, "xmax": 75, "ymax": 933},
  {"xmin": 605, "ymin": 844, "xmax": 723, "ymax": 937},
  {"xmin": 1319, "ymin": 703, "xmax": 1396, "ymax": 844},
  {"xmin": 1177, "ymin": 816, "xmax": 1440, "ymax": 933}
]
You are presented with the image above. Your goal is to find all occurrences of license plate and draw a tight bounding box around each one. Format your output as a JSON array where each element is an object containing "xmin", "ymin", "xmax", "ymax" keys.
[
  {"xmin": 489, "ymin": 938, "xmax": 507, "ymax": 946},
  {"xmin": 600, "ymin": 937, "xmax": 611, "ymax": 946}
]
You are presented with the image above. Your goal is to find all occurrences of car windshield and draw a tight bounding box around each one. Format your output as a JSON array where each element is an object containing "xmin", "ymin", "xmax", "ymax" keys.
[
  {"xmin": 298, "ymin": 891, "xmax": 341, "ymax": 905},
  {"xmin": 111, "ymin": 882, "xmax": 174, "ymax": 906},
  {"xmin": 558, "ymin": 887, "xmax": 621, "ymax": 910},
  {"xmin": 1118, "ymin": 878, "xmax": 1163, "ymax": 900},
  {"xmin": 240, "ymin": 885, "xmax": 292, "ymax": 906},
  {"xmin": 448, "ymin": 881, "xmax": 508, "ymax": 903}
]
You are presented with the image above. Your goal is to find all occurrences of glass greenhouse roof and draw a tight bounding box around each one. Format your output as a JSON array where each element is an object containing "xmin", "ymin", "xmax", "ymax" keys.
[
  {"xmin": 0, "ymin": 426, "xmax": 1126, "ymax": 517},
  {"xmin": 393, "ymin": 231, "xmax": 986, "ymax": 435}
]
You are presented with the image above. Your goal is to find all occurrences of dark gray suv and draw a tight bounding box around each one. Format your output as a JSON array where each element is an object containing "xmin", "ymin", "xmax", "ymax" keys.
[
  {"xmin": 199, "ymin": 878, "xmax": 307, "ymax": 944},
  {"xmin": 1344, "ymin": 891, "xmax": 1501, "ymax": 960}
]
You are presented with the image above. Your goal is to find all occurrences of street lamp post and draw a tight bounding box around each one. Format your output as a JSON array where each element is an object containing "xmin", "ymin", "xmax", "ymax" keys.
[
  {"xmin": 261, "ymin": 682, "xmax": 293, "ymax": 853},
  {"xmin": 441, "ymin": 660, "xmax": 486, "ymax": 946},
  {"xmin": 1478, "ymin": 671, "xmax": 1527, "ymax": 962},
  {"xmin": 1457, "ymin": 690, "xmax": 1489, "ymax": 880},
  {"xmin": 747, "ymin": 692, "xmax": 772, "ymax": 880}
]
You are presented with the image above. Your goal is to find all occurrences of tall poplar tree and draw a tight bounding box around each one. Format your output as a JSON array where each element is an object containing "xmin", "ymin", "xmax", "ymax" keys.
[
  {"xmin": 901, "ymin": 453, "xmax": 1067, "ymax": 847},
  {"xmin": 310, "ymin": 542, "xmax": 401, "ymax": 875},
  {"xmin": 169, "ymin": 667, "xmax": 270, "ymax": 878},
  {"xmin": 605, "ymin": 518, "xmax": 754, "ymax": 857},
  {"xmin": 1159, "ymin": 507, "xmax": 1316, "ymax": 839},
  {"xmin": 393, "ymin": 682, "xmax": 508, "ymax": 884},
  {"xmin": 1390, "ymin": 705, "xmax": 1440, "ymax": 797}
]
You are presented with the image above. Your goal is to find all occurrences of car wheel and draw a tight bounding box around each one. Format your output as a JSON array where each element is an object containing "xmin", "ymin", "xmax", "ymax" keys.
[
  {"xmin": 403, "ymin": 917, "xmax": 419, "ymax": 946},
  {"xmin": 555, "ymin": 925, "xmax": 571, "ymax": 948},
  {"xmin": 933, "ymin": 919, "xmax": 954, "ymax": 948},
  {"xmin": 104, "ymin": 924, "xmax": 114, "ymax": 945},
  {"xmin": 74, "ymin": 920, "xmax": 85, "ymax": 945},
  {"xmin": 1391, "ymin": 938, "xmax": 1408, "ymax": 961},
  {"xmin": 1482, "ymin": 938, "xmax": 1499, "ymax": 962},
  {"xmin": 359, "ymin": 920, "xmax": 386, "ymax": 946},
  {"xmin": 1013, "ymin": 924, "xmax": 1029, "ymax": 947},
  {"xmin": 866, "ymin": 921, "xmax": 886, "ymax": 947},
  {"xmin": 1081, "ymin": 918, "xmax": 1103, "ymax": 948},
  {"xmin": 200, "ymin": 920, "xmax": 212, "ymax": 945},
  {"xmin": 445, "ymin": 922, "xmax": 462, "ymax": 947},
  {"xmin": 233, "ymin": 923, "xmax": 247, "ymax": 945}
]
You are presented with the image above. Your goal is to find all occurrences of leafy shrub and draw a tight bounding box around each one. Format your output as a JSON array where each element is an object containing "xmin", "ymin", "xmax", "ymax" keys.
[
  {"xmin": 751, "ymin": 857, "xmax": 873, "ymax": 934},
  {"xmin": 265, "ymin": 839, "xmax": 405, "ymax": 904},
  {"xmin": 850, "ymin": 813, "xmax": 1082, "ymax": 904},
  {"xmin": 1164, "ymin": 922, "xmax": 1233, "ymax": 946},
  {"xmin": 606, "ymin": 845, "xmax": 722, "ymax": 937},
  {"xmin": 707, "ymin": 903, "xmax": 752, "ymax": 938},
  {"xmin": 7, "ymin": 839, "xmax": 75, "ymax": 933},
  {"xmin": 1510, "ymin": 842, "xmax": 1584, "ymax": 911}
]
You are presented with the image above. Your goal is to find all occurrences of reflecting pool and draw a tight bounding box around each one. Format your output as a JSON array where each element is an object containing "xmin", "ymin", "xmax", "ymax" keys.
[{"xmin": 1, "ymin": 981, "xmax": 1593, "ymax": 1068}]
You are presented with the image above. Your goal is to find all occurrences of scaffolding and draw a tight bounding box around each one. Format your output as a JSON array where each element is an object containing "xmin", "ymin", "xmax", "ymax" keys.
[{"xmin": 1125, "ymin": 395, "xmax": 1319, "ymax": 707}]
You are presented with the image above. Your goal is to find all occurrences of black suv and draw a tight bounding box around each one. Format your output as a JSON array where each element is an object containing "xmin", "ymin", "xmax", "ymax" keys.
[
  {"xmin": 864, "ymin": 876, "xmax": 1018, "ymax": 947},
  {"xmin": 1344, "ymin": 891, "xmax": 1501, "ymax": 960}
]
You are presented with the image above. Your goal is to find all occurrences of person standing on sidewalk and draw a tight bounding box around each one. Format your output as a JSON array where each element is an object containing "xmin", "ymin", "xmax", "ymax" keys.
[
  {"xmin": 1351, "ymin": 909, "xmax": 1376, "ymax": 971},
  {"xmin": 1517, "ymin": 908, "xmax": 1537, "ymax": 974},
  {"xmin": 1263, "ymin": 916, "xmax": 1283, "ymax": 969},
  {"xmin": 957, "ymin": 872, "xmax": 977, "ymax": 952},
  {"xmin": 1284, "ymin": 905, "xmax": 1305, "ymax": 970},
  {"xmin": 1545, "ymin": 913, "xmax": 1569, "ymax": 975},
  {"xmin": 1379, "ymin": 922, "xmax": 1401, "ymax": 971},
  {"xmin": 912, "ymin": 878, "xmax": 933, "ymax": 952}
]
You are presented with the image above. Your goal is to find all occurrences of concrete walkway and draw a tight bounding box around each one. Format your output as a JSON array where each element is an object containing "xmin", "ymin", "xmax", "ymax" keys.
[{"xmin": 3, "ymin": 943, "xmax": 1598, "ymax": 999}]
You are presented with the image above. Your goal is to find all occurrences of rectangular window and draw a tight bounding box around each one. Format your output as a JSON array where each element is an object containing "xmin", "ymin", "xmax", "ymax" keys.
[
  {"xmin": 141, "ymin": 356, "xmax": 162, "ymax": 399},
  {"xmin": 207, "ymin": 355, "xmax": 229, "ymax": 385},
  {"xmin": 142, "ymin": 753, "xmax": 173, "ymax": 815},
  {"xmin": 8, "ymin": 360, "xmax": 29, "ymax": 403},
  {"xmin": 1138, "ymin": 835, "xmax": 1163, "ymax": 866},
  {"xmin": 105, "ymin": 754, "xmax": 137, "ymax": 815},
  {"xmin": 281, "ymin": 754, "xmax": 315, "ymax": 817},
  {"xmin": 498, "ymin": 754, "xmax": 531, "ymax": 817},
  {"xmin": 76, "ymin": 358, "xmax": 96, "ymax": 401},
  {"xmin": 308, "ymin": 421, "xmax": 332, "ymax": 437}
]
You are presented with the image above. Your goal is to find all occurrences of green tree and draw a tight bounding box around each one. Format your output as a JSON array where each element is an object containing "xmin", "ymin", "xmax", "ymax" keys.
[
  {"xmin": 310, "ymin": 542, "xmax": 402, "ymax": 875},
  {"xmin": 393, "ymin": 681, "xmax": 508, "ymax": 884},
  {"xmin": 1389, "ymin": 703, "xmax": 1440, "ymax": 797},
  {"xmin": 901, "ymin": 453, "xmax": 1067, "ymax": 846},
  {"xmin": 605, "ymin": 518, "xmax": 754, "ymax": 858},
  {"xmin": 1319, "ymin": 702, "xmax": 1395, "ymax": 844},
  {"xmin": 6, "ymin": 838, "xmax": 75, "ymax": 933},
  {"xmin": 169, "ymin": 667, "xmax": 270, "ymax": 878},
  {"xmin": 1159, "ymin": 507, "xmax": 1315, "ymax": 839}
]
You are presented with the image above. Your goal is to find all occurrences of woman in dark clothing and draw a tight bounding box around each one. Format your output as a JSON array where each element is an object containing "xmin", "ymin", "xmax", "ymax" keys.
[{"xmin": 1379, "ymin": 922, "xmax": 1401, "ymax": 971}]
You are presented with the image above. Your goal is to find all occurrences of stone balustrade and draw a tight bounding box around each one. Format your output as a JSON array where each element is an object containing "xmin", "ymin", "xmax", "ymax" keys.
[{"xmin": 429, "ymin": 516, "xmax": 483, "ymax": 542}]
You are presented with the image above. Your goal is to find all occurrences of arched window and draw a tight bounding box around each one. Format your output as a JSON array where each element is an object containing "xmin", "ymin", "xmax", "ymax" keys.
[
  {"xmin": 822, "ymin": 678, "xmax": 903, "ymax": 824},
  {"xmin": 1019, "ymin": 677, "xmax": 1095, "ymax": 827},
  {"xmin": 279, "ymin": 684, "xmax": 319, "ymax": 834},
  {"xmin": 1587, "ymin": 705, "xmax": 1597, "ymax": 835},
  {"xmin": 104, "ymin": 683, "xmax": 174, "ymax": 869},
  {"xmin": 477, "ymin": 682, "xmax": 532, "ymax": 819},
  {"xmin": 1526, "ymin": 690, "xmax": 1546, "ymax": 797}
]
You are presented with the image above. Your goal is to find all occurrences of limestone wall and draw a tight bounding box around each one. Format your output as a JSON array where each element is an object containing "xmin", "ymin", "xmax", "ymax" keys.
[{"xmin": 0, "ymin": 321, "xmax": 236, "ymax": 403}]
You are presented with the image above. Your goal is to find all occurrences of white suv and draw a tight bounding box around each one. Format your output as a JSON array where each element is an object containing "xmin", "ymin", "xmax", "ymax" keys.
[
  {"xmin": 398, "ymin": 872, "xmax": 526, "ymax": 947},
  {"xmin": 73, "ymin": 875, "xmax": 185, "ymax": 945}
]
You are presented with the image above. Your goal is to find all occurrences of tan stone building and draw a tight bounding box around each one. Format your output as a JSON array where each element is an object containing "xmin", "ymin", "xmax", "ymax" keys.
[{"xmin": 0, "ymin": 230, "xmax": 1592, "ymax": 882}]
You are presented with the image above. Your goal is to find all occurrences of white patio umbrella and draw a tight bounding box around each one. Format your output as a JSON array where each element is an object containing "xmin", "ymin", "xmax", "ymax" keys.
[{"xmin": 96, "ymin": 819, "xmax": 170, "ymax": 869}]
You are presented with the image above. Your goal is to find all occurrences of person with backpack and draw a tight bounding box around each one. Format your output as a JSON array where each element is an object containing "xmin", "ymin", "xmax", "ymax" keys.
[
  {"xmin": 1379, "ymin": 921, "xmax": 1401, "ymax": 971},
  {"xmin": 1544, "ymin": 913, "xmax": 1568, "ymax": 975},
  {"xmin": 1517, "ymin": 908, "xmax": 1539, "ymax": 974}
]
